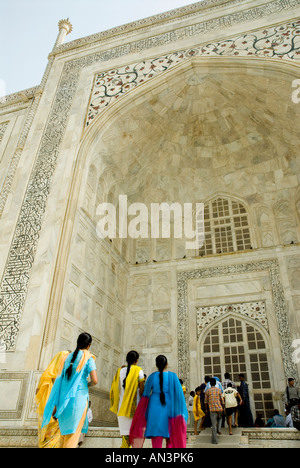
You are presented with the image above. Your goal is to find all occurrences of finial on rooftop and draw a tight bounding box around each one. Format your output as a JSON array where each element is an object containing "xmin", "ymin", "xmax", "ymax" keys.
[{"xmin": 54, "ymin": 18, "xmax": 73, "ymax": 48}]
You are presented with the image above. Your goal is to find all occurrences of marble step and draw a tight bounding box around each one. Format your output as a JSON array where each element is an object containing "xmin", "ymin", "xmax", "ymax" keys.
[{"xmin": 187, "ymin": 428, "xmax": 243, "ymax": 448}]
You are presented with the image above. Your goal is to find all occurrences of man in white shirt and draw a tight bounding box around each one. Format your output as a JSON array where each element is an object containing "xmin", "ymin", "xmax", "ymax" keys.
[{"xmin": 223, "ymin": 383, "xmax": 242, "ymax": 435}]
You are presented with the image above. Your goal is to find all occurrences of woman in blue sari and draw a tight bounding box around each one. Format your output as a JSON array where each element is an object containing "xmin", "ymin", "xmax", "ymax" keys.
[
  {"xmin": 42, "ymin": 333, "xmax": 97, "ymax": 448},
  {"xmin": 130, "ymin": 355, "xmax": 188, "ymax": 448}
]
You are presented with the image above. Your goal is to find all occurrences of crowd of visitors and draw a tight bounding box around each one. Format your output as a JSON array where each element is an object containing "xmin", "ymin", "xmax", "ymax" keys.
[
  {"xmin": 188, "ymin": 373, "xmax": 300, "ymax": 445},
  {"xmin": 189, "ymin": 372, "xmax": 252, "ymax": 444},
  {"xmin": 35, "ymin": 335, "xmax": 300, "ymax": 448}
]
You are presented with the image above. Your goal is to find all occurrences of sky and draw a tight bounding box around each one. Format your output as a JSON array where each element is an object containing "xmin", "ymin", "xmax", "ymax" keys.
[{"xmin": 0, "ymin": 0, "xmax": 199, "ymax": 96}]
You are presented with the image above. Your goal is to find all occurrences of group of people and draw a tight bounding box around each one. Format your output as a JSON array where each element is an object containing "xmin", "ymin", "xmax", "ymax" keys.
[
  {"xmin": 35, "ymin": 335, "xmax": 188, "ymax": 449},
  {"xmin": 255, "ymin": 378, "xmax": 300, "ymax": 431},
  {"xmin": 189, "ymin": 373, "xmax": 253, "ymax": 445},
  {"xmin": 189, "ymin": 374, "xmax": 300, "ymax": 444},
  {"xmin": 110, "ymin": 351, "xmax": 188, "ymax": 448},
  {"xmin": 35, "ymin": 333, "xmax": 300, "ymax": 449}
]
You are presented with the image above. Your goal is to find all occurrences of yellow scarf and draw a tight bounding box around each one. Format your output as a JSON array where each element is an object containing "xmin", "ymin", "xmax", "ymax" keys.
[
  {"xmin": 110, "ymin": 365, "xmax": 143, "ymax": 418},
  {"xmin": 76, "ymin": 349, "xmax": 96, "ymax": 373}
]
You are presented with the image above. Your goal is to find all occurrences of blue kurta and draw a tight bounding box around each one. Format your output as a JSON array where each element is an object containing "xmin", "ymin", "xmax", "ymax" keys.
[
  {"xmin": 145, "ymin": 371, "xmax": 170, "ymax": 438},
  {"xmin": 42, "ymin": 351, "xmax": 96, "ymax": 435}
]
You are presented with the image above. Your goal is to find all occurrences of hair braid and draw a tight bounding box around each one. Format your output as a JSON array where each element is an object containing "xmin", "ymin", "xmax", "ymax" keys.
[
  {"xmin": 65, "ymin": 347, "xmax": 80, "ymax": 380},
  {"xmin": 156, "ymin": 355, "xmax": 167, "ymax": 406},
  {"xmin": 65, "ymin": 332, "xmax": 92, "ymax": 381}
]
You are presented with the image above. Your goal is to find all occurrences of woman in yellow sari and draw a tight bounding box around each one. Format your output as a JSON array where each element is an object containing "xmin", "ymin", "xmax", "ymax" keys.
[
  {"xmin": 110, "ymin": 350, "xmax": 145, "ymax": 448},
  {"xmin": 42, "ymin": 333, "xmax": 97, "ymax": 449},
  {"xmin": 35, "ymin": 350, "xmax": 69, "ymax": 448}
]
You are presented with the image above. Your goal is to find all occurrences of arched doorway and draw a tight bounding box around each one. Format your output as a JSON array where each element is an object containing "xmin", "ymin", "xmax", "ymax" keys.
[{"xmin": 201, "ymin": 315, "xmax": 274, "ymax": 422}]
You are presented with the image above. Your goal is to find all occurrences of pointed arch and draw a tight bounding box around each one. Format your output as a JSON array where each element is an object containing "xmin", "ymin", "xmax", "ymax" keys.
[{"xmin": 198, "ymin": 312, "xmax": 274, "ymax": 422}]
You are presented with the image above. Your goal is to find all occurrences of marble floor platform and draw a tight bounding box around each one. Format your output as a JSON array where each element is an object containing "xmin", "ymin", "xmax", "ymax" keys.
[{"xmin": 0, "ymin": 426, "xmax": 299, "ymax": 448}]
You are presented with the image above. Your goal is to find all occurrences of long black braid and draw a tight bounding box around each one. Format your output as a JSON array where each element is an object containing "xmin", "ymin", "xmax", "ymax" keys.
[
  {"xmin": 123, "ymin": 350, "xmax": 139, "ymax": 389},
  {"xmin": 156, "ymin": 355, "xmax": 167, "ymax": 406},
  {"xmin": 65, "ymin": 332, "xmax": 92, "ymax": 380}
]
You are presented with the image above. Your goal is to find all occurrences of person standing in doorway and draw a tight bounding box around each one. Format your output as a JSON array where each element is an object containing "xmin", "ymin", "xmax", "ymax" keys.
[
  {"xmin": 204, "ymin": 378, "xmax": 224, "ymax": 445},
  {"xmin": 238, "ymin": 374, "xmax": 253, "ymax": 427}
]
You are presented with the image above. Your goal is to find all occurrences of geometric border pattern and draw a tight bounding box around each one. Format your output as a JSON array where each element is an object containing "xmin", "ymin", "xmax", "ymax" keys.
[
  {"xmin": 177, "ymin": 259, "xmax": 299, "ymax": 386},
  {"xmin": 0, "ymin": 372, "xmax": 29, "ymax": 420}
]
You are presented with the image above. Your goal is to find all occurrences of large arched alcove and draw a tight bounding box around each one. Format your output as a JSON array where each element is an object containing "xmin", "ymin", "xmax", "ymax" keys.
[
  {"xmin": 76, "ymin": 57, "xmax": 300, "ymax": 264},
  {"xmin": 42, "ymin": 57, "xmax": 299, "ymax": 401}
]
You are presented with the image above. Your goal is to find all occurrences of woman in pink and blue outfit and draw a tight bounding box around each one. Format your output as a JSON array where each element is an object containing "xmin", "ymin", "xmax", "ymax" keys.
[{"xmin": 129, "ymin": 355, "xmax": 188, "ymax": 449}]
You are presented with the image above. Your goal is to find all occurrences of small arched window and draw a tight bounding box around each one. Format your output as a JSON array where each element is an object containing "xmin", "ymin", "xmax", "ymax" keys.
[{"xmin": 199, "ymin": 197, "xmax": 252, "ymax": 256}]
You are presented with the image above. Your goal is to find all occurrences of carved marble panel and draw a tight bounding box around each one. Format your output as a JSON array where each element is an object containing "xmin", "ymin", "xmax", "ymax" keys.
[
  {"xmin": 86, "ymin": 20, "xmax": 300, "ymax": 128},
  {"xmin": 177, "ymin": 260, "xmax": 298, "ymax": 386},
  {"xmin": 197, "ymin": 300, "xmax": 268, "ymax": 338}
]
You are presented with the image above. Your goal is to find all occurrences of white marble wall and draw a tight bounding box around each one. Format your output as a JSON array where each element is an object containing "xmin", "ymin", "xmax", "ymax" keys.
[{"xmin": 0, "ymin": 0, "xmax": 299, "ymax": 429}]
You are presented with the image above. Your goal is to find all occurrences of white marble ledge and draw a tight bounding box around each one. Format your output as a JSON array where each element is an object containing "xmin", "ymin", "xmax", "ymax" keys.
[{"xmin": 242, "ymin": 427, "xmax": 300, "ymax": 440}]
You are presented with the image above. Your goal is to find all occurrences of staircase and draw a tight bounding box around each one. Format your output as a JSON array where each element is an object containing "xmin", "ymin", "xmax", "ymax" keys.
[{"xmin": 187, "ymin": 428, "xmax": 243, "ymax": 448}]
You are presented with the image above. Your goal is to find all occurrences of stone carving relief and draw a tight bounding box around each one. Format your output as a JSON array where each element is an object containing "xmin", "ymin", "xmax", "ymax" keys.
[
  {"xmin": 61, "ymin": 319, "xmax": 74, "ymax": 343},
  {"xmin": 132, "ymin": 324, "xmax": 148, "ymax": 347},
  {"xmin": 197, "ymin": 301, "xmax": 268, "ymax": 338},
  {"xmin": 153, "ymin": 325, "xmax": 171, "ymax": 347},
  {"xmin": 286, "ymin": 256, "xmax": 300, "ymax": 290},
  {"xmin": 274, "ymin": 199, "xmax": 299, "ymax": 245},
  {"xmin": 0, "ymin": 88, "xmax": 43, "ymax": 217},
  {"xmin": 153, "ymin": 284, "xmax": 170, "ymax": 306},
  {"xmin": 256, "ymin": 204, "xmax": 277, "ymax": 248},
  {"xmin": 135, "ymin": 239, "xmax": 151, "ymax": 264},
  {"xmin": 55, "ymin": 0, "xmax": 245, "ymax": 54},
  {"xmin": 86, "ymin": 19, "xmax": 300, "ymax": 128},
  {"xmin": 0, "ymin": 121, "xmax": 8, "ymax": 145},
  {"xmin": 156, "ymin": 240, "xmax": 171, "ymax": 262},
  {"xmin": 153, "ymin": 309, "xmax": 171, "ymax": 323}
]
